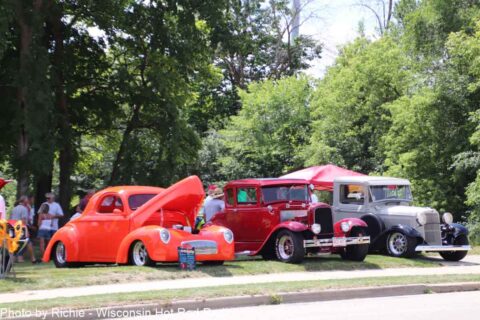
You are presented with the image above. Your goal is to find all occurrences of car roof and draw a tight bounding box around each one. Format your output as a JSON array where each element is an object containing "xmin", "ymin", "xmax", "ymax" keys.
[
  {"xmin": 334, "ymin": 176, "xmax": 411, "ymax": 185},
  {"xmin": 100, "ymin": 186, "xmax": 165, "ymax": 195},
  {"xmin": 225, "ymin": 178, "xmax": 310, "ymax": 187}
]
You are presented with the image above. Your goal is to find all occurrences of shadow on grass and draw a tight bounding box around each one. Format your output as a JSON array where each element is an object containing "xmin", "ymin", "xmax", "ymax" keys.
[{"xmin": 416, "ymin": 253, "xmax": 479, "ymax": 266}]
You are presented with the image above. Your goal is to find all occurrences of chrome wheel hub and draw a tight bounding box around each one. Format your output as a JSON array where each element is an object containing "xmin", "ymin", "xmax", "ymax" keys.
[
  {"xmin": 278, "ymin": 235, "xmax": 294, "ymax": 260},
  {"xmin": 389, "ymin": 232, "xmax": 407, "ymax": 256},
  {"xmin": 133, "ymin": 242, "xmax": 147, "ymax": 266},
  {"xmin": 56, "ymin": 243, "xmax": 66, "ymax": 264}
]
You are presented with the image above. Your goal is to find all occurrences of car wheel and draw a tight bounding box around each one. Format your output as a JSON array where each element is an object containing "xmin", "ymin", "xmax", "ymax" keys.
[
  {"xmin": 386, "ymin": 232, "xmax": 416, "ymax": 258},
  {"xmin": 130, "ymin": 241, "xmax": 155, "ymax": 267},
  {"xmin": 439, "ymin": 235, "xmax": 469, "ymax": 261},
  {"xmin": 274, "ymin": 230, "xmax": 304, "ymax": 264},
  {"xmin": 260, "ymin": 242, "xmax": 277, "ymax": 260},
  {"xmin": 340, "ymin": 228, "xmax": 369, "ymax": 262},
  {"xmin": 53, "ymin": 241, "xmax": 70, "ymax": 268}
]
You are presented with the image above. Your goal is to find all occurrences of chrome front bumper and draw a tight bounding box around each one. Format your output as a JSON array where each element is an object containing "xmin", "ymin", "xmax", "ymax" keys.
[
  {"xmin": 304, "ymin": 236, "xmax": 370, "ymax": 248},
  {"xmin": 415, "ymin": 245, "xmax": 471, "ymax": 252},
  {"xmin": 180, "ymin": 240, "xmax": 218, "ymax": 255}
]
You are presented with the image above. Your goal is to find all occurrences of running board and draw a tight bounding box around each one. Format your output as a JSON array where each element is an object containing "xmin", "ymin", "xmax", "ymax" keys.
[{"xmin": 235, "ymin": 251, "xmax": 253, "ymax": 257}]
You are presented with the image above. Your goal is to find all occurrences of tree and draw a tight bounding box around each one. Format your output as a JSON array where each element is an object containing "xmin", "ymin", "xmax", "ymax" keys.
[
  {"xmin": 304, "ymin": 36, "xmax": 410, "ymax": 173},
  {"xmin": 107, "ymin": 0, "xmax": 227, "ymax": 186},
  {"xmin": 356, "ymin": 0, "xmax": 395, "ymax": 35},
  {"xmin": 217, "ymin": 76, "xmax": 312, "ymax": 180}
]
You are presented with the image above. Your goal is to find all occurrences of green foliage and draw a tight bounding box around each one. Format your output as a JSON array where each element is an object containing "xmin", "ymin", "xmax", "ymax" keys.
[
  {"xmin": 218, "ymin": 76, "xmax": 313, "ymax": 180},
  {"xmin": 305, "ymin": 37, "xmax": 410, "ymax": 173}
]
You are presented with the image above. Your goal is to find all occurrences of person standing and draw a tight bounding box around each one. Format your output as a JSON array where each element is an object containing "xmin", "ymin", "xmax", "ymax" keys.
[
  {"xmin": 0, "ymin": 191, "xmax": 5, "ymax": 221},
  {"xmin": 204, "ymin": 188, "xmax": 225, "ymax": 222},
  {"xmin": 10, "ymin": 196, "xmax": 39, "ymax": 263},
  {"xmin": 70, "ymin": 204, "xmax": 82, "ymax": 221},
  {"xmin": 43, "ymin": 193, "xmax": 64, "ymax": 237},
  {"xmin": 79, "ymin": 189, "xmax": 95, "ymax": 211},
  {"xmin": 0, "ymin": 178, "xmax": 12, "ymax": 220},
  {"xmin": 37, "ymin": 203, "xmax": 52, "ymax": 255}
]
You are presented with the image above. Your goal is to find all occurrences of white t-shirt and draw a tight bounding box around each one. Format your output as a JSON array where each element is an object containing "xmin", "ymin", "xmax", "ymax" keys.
[
  {"xmin": 311, "ymin": 193, "xmax": 319, "ymax": 203},
  {"xmin": 0, "ymin": 195, "xmax": 5, "ymax": 220},
  {"xmin": 43, "ymin": 201, "xmax": 64, "ymax": 231},
  {"xmin": 70, "ymin": 212, "xmax": 82, "ymax": 221}
]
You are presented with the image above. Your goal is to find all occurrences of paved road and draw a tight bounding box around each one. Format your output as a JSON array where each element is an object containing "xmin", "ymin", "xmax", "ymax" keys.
[
  {"xmin": 124, "ymin": 291, "xmax": 480, "ymax": 320},
  {"xmin": 1, "ymin": 255, "xmax": 480, "ymax": 304}
]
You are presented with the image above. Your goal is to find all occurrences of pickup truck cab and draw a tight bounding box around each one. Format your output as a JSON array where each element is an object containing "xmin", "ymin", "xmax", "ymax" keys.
[
  {"xmin": 209, "ymin": 178, "xmax": 370, "ymax": 263},
  {"xmin": 332, "ymin": 176, "xmax": 471, "ymax": 260}
]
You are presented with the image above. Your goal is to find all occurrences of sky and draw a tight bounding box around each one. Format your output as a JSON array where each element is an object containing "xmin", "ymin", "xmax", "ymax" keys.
[
  {"xmin": 87, "ymin": 0, "xmax": 386, "ymax": 78},
  {"xmin": 299, "ymin": 0, "xmax": 385, "ymax": 77}
]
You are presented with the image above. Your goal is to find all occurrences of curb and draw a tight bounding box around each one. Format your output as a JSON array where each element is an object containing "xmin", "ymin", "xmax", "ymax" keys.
[{"xmin": 4, "ymin": 282, "xmax": 480, "ymax": 319}]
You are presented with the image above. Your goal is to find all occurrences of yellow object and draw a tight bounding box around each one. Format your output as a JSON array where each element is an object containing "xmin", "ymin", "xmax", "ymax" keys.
[{"xmin": 0, "ymin": 220, "xmax": 23, "ymax": 254}]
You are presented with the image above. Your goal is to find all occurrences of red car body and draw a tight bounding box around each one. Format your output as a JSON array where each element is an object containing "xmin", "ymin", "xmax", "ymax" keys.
[
  {"xmin": 43, "ymin": 176, "xmax": 235, "ymax": 267},
  {"xmin": 209, "ymin": 178, "xmax": 370, "ymax": 263}
]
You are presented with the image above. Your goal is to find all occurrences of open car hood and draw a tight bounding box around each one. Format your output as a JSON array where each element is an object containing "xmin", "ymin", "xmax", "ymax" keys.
[{"xmin": 131, "ymin": 176, "xmax": 205, "ymax": 229}]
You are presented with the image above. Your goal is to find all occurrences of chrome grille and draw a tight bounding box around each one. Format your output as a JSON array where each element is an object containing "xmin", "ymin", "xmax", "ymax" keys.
[
  {"xmin": 423, "ymin": 212, "xmax": 441, "ymax": 245},
  {"xmin": 314, "ymin": 207, "xmax": 333, "ymax": 235},
  {"xmin": 180, "ymin": 240, "xmax": 218, "ymax": 255}
]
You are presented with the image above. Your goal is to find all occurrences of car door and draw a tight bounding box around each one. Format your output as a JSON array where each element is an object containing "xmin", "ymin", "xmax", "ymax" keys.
[
  {"xmin": 79, "ymin": 193, "xmax": 130, "ymax": 261},
  {"xmin": 234, "ymin": 186, "xmax": 273, "ymax": 243},
  {"xmin": 333, "ymin": 183, "xmax": 367, "ymax": 222}
]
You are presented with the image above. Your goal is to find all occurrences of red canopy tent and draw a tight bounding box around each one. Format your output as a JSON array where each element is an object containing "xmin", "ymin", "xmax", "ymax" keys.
[
  {"xmin": 280, "ymin": 164, "xmax": 365, "ymax": 191},
  {"xmin": 0, "ymin": 178, "xmax": 12, "ymax": 190}
]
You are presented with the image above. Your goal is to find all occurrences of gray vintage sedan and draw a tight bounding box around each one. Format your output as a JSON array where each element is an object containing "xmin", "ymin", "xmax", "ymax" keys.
[{"xmin": 331, "ymin": 176, "xmax": 471, "ymax": 260}]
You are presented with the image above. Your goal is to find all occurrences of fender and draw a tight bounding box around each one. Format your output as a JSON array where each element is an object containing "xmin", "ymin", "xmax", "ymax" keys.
[
  {"xmin": 448, "ymin": 223, "xmax": 469, "ymax": 238},
  {"xmin": 367, "ymin": 224, "xmax": 422, "ymax": 251},
  {"xmin": 251, "ymin": 221, "xmax": 309, "ymax": 255},
  {"xmin": 42, "ymin": 224, "xmax": 80, "ymax": 262},
  {"xmin": 333, "ymin": 218, "xmax": 368, "ymax": 237},
  {"xmin": 360, "ymin": 213, "xmax": 385, "ymax": 240},
  {"xmin": 387, "ymin": 224, "xmax": 422, "ymax": 239},
  {"xmin": 116, "ymin": 226, "xmax": 161, "ymax": 264}
]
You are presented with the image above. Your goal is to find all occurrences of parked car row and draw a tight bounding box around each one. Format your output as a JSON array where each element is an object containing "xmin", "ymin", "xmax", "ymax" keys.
[{"xmin": 43, "ymin": 169, "xmax": 471, "ymax": 268}]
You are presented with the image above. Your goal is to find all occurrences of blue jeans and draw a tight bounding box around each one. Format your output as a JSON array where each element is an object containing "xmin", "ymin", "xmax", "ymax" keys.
[{"xmin": 37, "ymin": 229, "xmax": 51, "ymax": 240}]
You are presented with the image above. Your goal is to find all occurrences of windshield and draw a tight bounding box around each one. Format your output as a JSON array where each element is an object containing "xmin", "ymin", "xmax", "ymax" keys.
[
  {"xmin": 370, "ymin": 185, "xmax": 412, "ymax": 202},
  {"xmin": 261, "ymin": 185, "xmax": 309, "ymax": 203},
  {"xmin": 128, "ymin": 194, "xmax": 157, "ymax": 210}
]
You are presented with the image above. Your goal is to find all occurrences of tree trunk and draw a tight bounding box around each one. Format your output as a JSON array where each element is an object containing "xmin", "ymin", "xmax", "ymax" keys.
[
  {"xmin": 50, "ymin": 6, "xmax": 74, "ymax": 215},
  {"xmin": 109, "ymin": 104, "xmax": 141, "ymax": 185},
  {"xmin": 35, "ymin": 173, "xmax": 52, "ymax": 209},
  {"xmin": 14, "ymin": 0, "xmax": 41, "ymax": 197}
]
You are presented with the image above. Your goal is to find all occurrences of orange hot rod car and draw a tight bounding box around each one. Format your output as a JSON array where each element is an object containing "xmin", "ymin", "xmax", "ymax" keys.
[{"xmin": 42, "ymin": 176, "xmax": 235, "ymax": 267}]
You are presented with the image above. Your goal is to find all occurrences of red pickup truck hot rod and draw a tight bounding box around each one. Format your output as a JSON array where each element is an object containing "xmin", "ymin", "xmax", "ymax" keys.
[{"xmin": 208, "ymin": 178, "xmax": 370, "ymax": 263}]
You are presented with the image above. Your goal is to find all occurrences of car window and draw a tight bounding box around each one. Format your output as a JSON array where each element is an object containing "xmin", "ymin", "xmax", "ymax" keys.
[
  {"xmin": 128, "ymin": 194, "xmax": 156, "ymax": 210},
  {"xmin": 261, "ymin": 185, "xmax": 309, "ymax": 203},
  {"xmin": 237, "ymin": 187, "xmax": 257, "ymax": 204},
  {"xmin": 98, "ymin": 195, "xmax": 124, "ymax": 213},
  {"xmin": 226, "ymin": 189, "xmax": 235, "ymax": 206},
  {"xmin": 340, "ymin": 184, "xmax": 365, "ymax": 205}
]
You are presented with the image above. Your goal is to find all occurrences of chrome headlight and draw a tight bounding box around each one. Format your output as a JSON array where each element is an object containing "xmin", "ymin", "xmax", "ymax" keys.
[
  {"xmin": 223, "ymin": 229, "xmax": 234, "ymax": 244},
  {"xmin": 311, "ymin": 223, "xmax": 321, "ymax": 234},
  {"xmin": 416, "ymin": 212, "xmax": 427, "ymax": 226},
  {"xmin": 442, "ymin": 212, "xmax": 453, "ymax": 224},
  {"xmin": 159, "ymin": 228, "xmax": 171, "ymax": 244},
  {"xmin": 340, "ymin": 221, "xmax": 351, "ymax": 233}
]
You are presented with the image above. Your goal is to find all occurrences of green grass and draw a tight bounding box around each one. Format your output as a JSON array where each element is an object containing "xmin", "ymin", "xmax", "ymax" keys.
[
  {"xmin": 2, "ymin": 273, "xmax": 480, "ymax": 312},
  {"xmin": 1, "ymin": 253, "xmax": 445, "ymax": 293},
  {"xmin": 469, "ymin": 246, "xmax": 480, "ymax": 255}
]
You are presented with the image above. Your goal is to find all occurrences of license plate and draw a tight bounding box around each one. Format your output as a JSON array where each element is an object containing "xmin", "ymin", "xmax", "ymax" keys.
[{"xmin": 333, "ymin": 237, "xmax": 347, "ymax": 247}]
